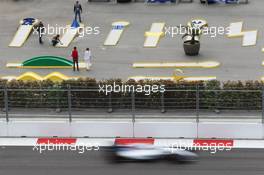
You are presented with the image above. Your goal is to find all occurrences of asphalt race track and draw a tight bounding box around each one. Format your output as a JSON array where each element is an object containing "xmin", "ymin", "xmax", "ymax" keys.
[{"xmin": 0, "ymin": 147, "xmax": 263, "ymax": 175}]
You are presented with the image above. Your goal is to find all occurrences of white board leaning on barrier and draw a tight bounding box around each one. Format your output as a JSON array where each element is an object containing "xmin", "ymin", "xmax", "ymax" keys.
[
  {"xmin": 56, "ymin": 23, "xmax": 84, "ymax": 48},
  {"xmin": 144, "ymin": 23, "xmax": 165, "ymax": 48},
  {"xmin": 132, "ymin": 61, "xmax": 220, "ymax": 68},
  {"xmin": 9, "ymin": 18, "xmax": 39, "ymax": 47},
  {"xmin": 104, "ymin": 21, "xmax": 130, "ymax": 46},
  {"xmin": 128, "ymin": 76, "xmax": 216, "ymax": 82}
]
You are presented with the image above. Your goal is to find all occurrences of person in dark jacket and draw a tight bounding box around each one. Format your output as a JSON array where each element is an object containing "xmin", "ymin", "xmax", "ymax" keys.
[
  {"xmin": 74, "ymin": 1, "xmax": 82, "ymax": 23},
  {"xmin": 36, "ymin": 21, "xmax": 45, "ymax": 44},
  {"xmin": 51, "ymin": 34, "xmax": 62, "ymax": 46},
  {"xmin": 71, "ymin": 46, "xmax": 79, "ymax": 71}
]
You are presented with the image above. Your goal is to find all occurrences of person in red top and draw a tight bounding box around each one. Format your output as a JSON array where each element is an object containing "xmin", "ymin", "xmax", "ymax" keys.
[{"xmin": 71, "ymin": 46, "xmax": 79, "ymax": 71}]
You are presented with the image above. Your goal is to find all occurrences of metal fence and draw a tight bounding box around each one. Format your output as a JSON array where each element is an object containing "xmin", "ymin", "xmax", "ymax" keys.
[{"xmin": 0, "ymin": 87, "xmax": 263, "ymax": 122}]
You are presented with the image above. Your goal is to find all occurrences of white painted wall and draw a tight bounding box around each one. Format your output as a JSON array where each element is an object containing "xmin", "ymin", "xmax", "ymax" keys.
[
  {"xmin": 70, "ymin": 121, "xmax": 133, "ymax": 137},
  {"xmin": 198, "ymin": 123, "xmax": 263, "ymax": 139},
  {"xmin": 134, "ymin": 122, "xmax": 197, "ymax": 138},
  {"xmin": 0, "ymin": 120, "xmax": 133, "ymax": 137},
  {"xmin": 0, "ymin": 120, "xmax": 263, "ymax": 139}
]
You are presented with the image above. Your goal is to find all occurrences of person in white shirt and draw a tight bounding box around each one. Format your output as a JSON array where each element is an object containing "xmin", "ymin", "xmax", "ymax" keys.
[{"xmin": 84, "ymin": 48, "xmax": 92, "ymax": 71}]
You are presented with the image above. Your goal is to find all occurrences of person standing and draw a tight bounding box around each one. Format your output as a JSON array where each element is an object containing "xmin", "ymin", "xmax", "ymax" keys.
[
  {"xmin": 72, "ymin": 47, "xmax": 79, "ymax": 71},
  {"xmin": 84, "ymin": 48, "xmax": 92, "ymax": 71},
  {"xmin": 74, "ymin": 1, "xmax": 82, "ymax": 23},
  {"xmin": 37, "ymin": 21, "xmax": 45, "ymax": 44}
]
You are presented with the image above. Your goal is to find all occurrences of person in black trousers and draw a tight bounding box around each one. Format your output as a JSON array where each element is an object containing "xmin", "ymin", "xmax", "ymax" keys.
[
  {"xmin": 37, "ymin": 21, "xmax": 45, "ymax": 44},
  {"xmin": 74, "ymin": 1, "xmax": 82, "ymax": 23},
  {"xmin": 71, "ymin": 47, "xmax": 79, "ymax": 71}
]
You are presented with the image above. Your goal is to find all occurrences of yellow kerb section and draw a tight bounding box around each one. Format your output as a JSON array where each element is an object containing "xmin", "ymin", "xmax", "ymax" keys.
[
  {"xmin": 44, "ymin": 72, "xmax": 73, "ymax": 82},
  {"xmin": 6, "ymin": 62, "xmax": 86, "ymax": 69},
  {"xmin": 2, "ymin": 72, "xmax": 79, "ymax": 82},
  {"xmin": 16, "ymin": 72, "xmax": 43, "ymax": 81}
]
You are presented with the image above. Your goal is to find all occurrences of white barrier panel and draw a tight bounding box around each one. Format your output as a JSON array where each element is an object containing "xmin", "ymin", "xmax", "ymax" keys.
[
  {"xmin": 198, "ymin": 123, "xmax": 263, "ymax": 139},
  {"xmin": 70, "ymin": 121, "xmax": 133, "ymax": 137},
  {"xmin": 0, "ymin": 122, "xmax": 8, "ymax": 136},
  {"xmin": 0, "ymin": 120, "xmax": 263, "ymax": 139},
  {"xmin": 263, "ymin": 125, "xmax": 264, "ymax": 139},
  {"xmin": 134, "ymin": 122, "xmax": 197, "ymax": 138},
  {"xmin": 0, "ymin": 120, "xmax": 133, "ymax": 137},
  {"xmin": 234, "ymin": 140, "xmax": 264, "ymax": 149},
  {"xmin": 4, "ymin": 121, "xmax": 71, "ymax": 137}
]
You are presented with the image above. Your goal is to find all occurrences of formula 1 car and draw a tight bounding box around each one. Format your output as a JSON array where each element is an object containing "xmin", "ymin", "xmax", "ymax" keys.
[{"xmin": 109, "ymin": 144, "xmax": 198, "ymax": 163}]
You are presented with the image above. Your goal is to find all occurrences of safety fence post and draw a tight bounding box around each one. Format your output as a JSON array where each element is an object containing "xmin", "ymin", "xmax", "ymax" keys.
[
  {"xmin": 131, "ymin": 91, "xmax": 135, "ymax": 137},
  {"xmin": 108, "ymin": 92, "xmax": 113, "ymax": 113},
  {"xmin": 67, "ymin": 85, "xmax": 72, "ymax": 122},
  {"xmin": 261, "ymin": 86, "xmax": 264, "ymax": 124},
  {"xmin": 4, "ymin": 88, "xmax": 9, "ymax": 122},
  {"xmin": 161, "ymin": 92, "xmax": 165, "ymax": 113},
  {"xmin": 196, "ymin": 84, "xmax": 200, "ymax": 123}
]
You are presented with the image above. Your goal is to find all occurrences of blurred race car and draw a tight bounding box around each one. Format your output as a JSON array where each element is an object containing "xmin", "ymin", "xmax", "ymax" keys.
[{"xmin": 109, "ymin": 144, "xmax": 198, "ymax": 163}]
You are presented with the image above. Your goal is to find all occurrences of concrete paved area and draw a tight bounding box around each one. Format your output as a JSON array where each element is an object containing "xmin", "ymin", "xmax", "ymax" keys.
[
  {"xmin": 0, "ymin": 147, "xmax": 263, "ymax": 175},
  {"xmin": 0, "ymin": 0, "xmax": 264, "ymax": 81}
]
